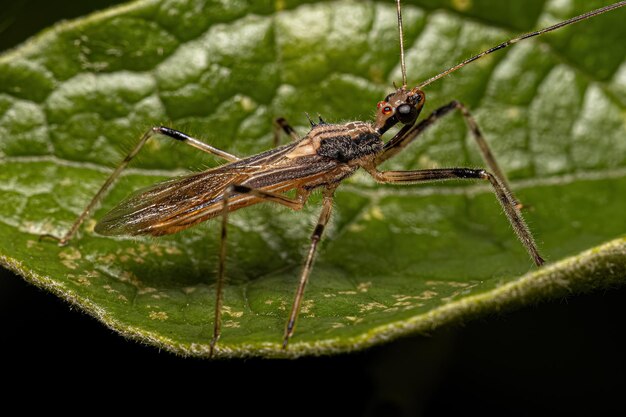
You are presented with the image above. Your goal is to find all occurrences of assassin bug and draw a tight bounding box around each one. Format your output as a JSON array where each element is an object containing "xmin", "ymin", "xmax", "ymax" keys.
[{"xmin": 42, "ymin": 0, "xmax": 626, "ymax": 354}]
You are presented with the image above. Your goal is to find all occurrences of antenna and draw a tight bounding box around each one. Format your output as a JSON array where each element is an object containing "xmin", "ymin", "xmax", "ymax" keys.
[
  {"xmin": 396, "ymin": 0, "xmax": 407, "ymax": 88},
  {"xmin": 415, "ymin": 1, "xmax": 626, "ymax": 90}
]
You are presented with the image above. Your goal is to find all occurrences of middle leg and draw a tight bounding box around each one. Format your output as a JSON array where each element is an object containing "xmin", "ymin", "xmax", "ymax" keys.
[
  {"xmin": 283, "ymin": 185, "xmax": 337, "ymax": 349},
  {"xmin": 210, "ymin": 185, "xmax": 310, "ymax": 356}
]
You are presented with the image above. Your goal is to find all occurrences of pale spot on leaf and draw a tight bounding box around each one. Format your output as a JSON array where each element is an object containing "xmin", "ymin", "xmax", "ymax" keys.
[
  {"xmin": 137, "ymin": 286, "xmax": 157, "ymax": 294},
  {"xmin": 223, "ymin": 305, "xmax": 244, "ymax": 318},
  {"xmin": 301, "ymin": 299, "xmax": 315, "ymax": 315},
  {"xmin": 224, "ymin": 320, "xmax": 240, "ymax": 328},
  {"xmin": 364, "ymin": 206, "xmax": 384, "ymax": 221},
  {"xmin": 149, "ymin": 311, "xmax": 168, "ymax": 321},
  {"xmin": 452, "ymin": 0, "xmax": 472, "ymax": 12},
  {"xmin": 59, "ymin": 247, "xmax": 81, "ymax": 269},
  {"xmin": 348, "ymin": 223, "xmax": 365, "ymax": 233},
  {"xmin": 358, "ymin": 301, "xmax": 386, "ymax": 313}
]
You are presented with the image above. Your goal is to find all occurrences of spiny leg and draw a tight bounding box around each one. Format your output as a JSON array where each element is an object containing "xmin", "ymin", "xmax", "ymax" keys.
[
  {"xmin": 365, "ymin": 165, "xmax": 544, "ymax": 266},
  {"xmin": 211, "ymin": 185, "xmax": 310, "ymax": 357},
  {"xmin": 40, "ymin": 126, "xmax": 239, "ymax": 246},
  {"xmin": 283, "ymin": 186, "xmax": 337, "ymax": 349},
  {"xmin": 273, "ymin": 117, "xmax": 300, "ymax": 147},
  {"xmin": 377, "ymin": 100, "xmax": 515, "ymax": 203}
]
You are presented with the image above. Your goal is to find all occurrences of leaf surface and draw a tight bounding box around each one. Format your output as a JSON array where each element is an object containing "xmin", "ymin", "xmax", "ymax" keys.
[{"xmin": 1, "ymin": 0, "xmax": 625, "ymax": 357}]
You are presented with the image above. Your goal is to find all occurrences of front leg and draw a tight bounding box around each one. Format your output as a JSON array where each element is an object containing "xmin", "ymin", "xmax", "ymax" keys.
[
  {"xmin": 377, "ymin": 101, "xmax": 517, "ymax": 206},
  {"xmin": 365, "ymin": 165, "xmax": 544, "ymax": 266}
]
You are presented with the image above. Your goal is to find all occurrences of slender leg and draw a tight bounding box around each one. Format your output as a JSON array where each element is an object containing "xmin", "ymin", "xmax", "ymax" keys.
[
  {"xmin": 273, "ymin": 117, "xmax": 300, "ymax": 147},
  {"xmin": 365, "ymin": 165, "xmax": 544, "ymax": 266},
  {"xmin": 210, "ymin": 185, "xmax": 310, "ymax": 357},
  {"xmin": 40, "ymin": 126, "xmax": 239, "ymax": 246},
  {"xmin": 376, "ymin": 100, "xmax": 515, "ymax": 202},
  {"xmin": 155, "ymin": 126, "xmax": 240, "ymax": 162},
  {"xmin": 283, "ymin": 186, "xmax": 336, "ymax": 349}
]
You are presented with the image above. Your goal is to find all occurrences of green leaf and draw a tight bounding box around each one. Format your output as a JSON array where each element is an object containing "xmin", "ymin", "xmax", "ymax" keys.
[{"xmin": 1, "ymin": 0, "xmax": 625, "ymax": 358}]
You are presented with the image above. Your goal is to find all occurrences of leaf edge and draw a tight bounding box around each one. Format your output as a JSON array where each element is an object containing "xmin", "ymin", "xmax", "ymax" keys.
[{"xmin": 2, "ymin": 236, "xmax": 624, "ymax": 359}]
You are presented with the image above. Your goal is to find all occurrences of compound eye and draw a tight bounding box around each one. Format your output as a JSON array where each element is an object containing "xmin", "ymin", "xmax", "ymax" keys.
[
  {"xmin": 378, "ymin": 101, "xmax": 393, "ymax": 115},
  {"xmin": 397, "ymin": 103, "xmax": 417, "ymax": 124},
  {"xmin": 397, "ymin": 103, "xmax": 412, "ymax": 115}
]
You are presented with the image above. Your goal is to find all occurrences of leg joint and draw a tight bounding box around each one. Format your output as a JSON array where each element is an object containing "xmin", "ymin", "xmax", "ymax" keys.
[
  {"xmin": 230, "ymin": 184, "xmax": 249, "ymax": 194},
  {"xmin": 453, "ymin": 168, "xmax": 485, "ymax": 179},
  {"xmin": 450, "ymin": 100, "xmax": 473, "ymax": 119},
  {"xmin": 156, "ymin": 126, "xmax": 188, "ymax": 141},
  {"xmin": 275, "ymin": 117, "xmax": 295, "ymax": 135},
  {"xmin": 478, "ymin": 169, "xmax": 493, "ymax": 181},
  {"xmin": 311, "ymin": 224, "xmax": 325, "ymax": 240}
]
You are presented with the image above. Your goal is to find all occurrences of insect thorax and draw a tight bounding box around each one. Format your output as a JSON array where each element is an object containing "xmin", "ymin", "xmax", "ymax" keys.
[{"xmin": 313, "ymin": 122, "xmax": 383, "ymax": 164}]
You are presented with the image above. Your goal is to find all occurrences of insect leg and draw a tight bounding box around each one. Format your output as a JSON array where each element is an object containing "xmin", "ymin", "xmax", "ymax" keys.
[
  {"xmin": 283, "ymin": 186, "xmax": 336, "ymax": 349},
  {"xmin": 365, "ymin": 165, "xmax": 544, "ymax": 266},
  {"xmin": 377, "ymin": 101, "xmax": 515, "ymax": 203},
  {"xmin": 273, "ymin": 117, "xmax": 300, "ymax": 147},
  {"xmin": 40, "ymin": 126, "xmax": 239, "ymax": 246},
  {"xmin": 154, "ymin": 126, "xmax": 240, "ymax": 162},
  {"xmin": 210, "ymin": 185, "xmax": 311, "ymax": 357}
]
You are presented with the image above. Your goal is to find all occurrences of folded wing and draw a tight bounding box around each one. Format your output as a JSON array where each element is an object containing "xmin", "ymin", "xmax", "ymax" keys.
[{"xmin": 95, "ymin": 168, "xmax": 248, "ymax": 236}]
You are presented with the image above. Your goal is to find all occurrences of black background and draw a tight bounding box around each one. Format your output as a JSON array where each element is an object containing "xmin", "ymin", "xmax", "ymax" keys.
[{"xmin": 1, "ymin": 2, "xmax": 624, "ymax": 415}]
